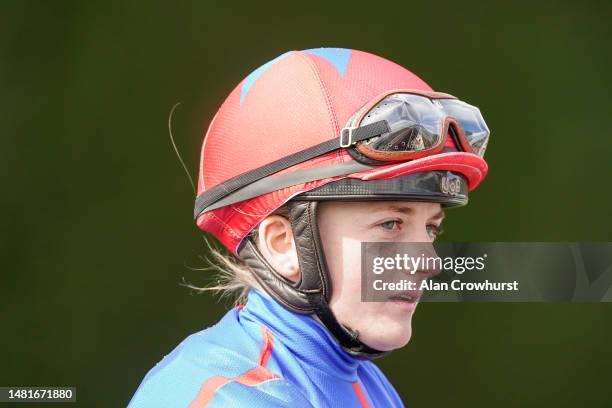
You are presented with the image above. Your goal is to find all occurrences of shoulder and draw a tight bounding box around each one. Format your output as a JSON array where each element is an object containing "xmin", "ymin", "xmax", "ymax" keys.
[
  {"xmin": 193, "ymin": 374, "xmax": 314, "ymax": 407},
  {"xmin": 128, "ymin": 308, "xmax": 312, "ymax": 407}
]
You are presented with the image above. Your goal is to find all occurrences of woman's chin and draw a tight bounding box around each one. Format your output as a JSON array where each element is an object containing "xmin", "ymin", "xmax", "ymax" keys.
[{"xmin": 360, "ymin": 324, "xmax": 413, "ymax": 351}]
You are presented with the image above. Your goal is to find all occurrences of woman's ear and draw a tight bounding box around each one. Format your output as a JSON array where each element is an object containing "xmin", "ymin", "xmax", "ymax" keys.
[{"xmin": 256, "ymin": 215, "xmax": 300, "ymax": 282}]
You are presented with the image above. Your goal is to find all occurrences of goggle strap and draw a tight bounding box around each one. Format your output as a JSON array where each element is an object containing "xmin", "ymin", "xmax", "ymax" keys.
[
  {"xmin": 194, "ymin": 120, "xmax": 390, "ymax": 218},
  {"xmin": 339, "ymin": 120, "xmax": 391, "ymax": 147}
]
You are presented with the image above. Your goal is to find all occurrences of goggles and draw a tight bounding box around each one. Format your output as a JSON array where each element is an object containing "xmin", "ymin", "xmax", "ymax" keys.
[
  {"xmin": 341, "ymin": 89, "xmax": 489, "ymax": 163},
  {"xmin": 194, "ymin": 89, "xmax": 490, "ymax": 218}
]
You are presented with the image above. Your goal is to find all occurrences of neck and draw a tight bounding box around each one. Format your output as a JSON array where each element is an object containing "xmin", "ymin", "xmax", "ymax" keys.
[{"xmin": 239, "ymin": 287, "xmax": 364, "ymax": 381}]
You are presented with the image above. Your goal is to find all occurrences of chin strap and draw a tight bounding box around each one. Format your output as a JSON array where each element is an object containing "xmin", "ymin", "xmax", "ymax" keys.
[{"xmin": 238, "ymin": 200, "xmax": 390, "ymax": 359}]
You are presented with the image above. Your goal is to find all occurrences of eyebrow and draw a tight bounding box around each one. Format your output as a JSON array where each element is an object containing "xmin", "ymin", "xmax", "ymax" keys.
[
  {"xmin": 387, "ymin": 204, "xmax": 414, "ymax": 215},
  {"xmin": 430, "ymin": 210, "xmax": 446, "ymax": 221}
]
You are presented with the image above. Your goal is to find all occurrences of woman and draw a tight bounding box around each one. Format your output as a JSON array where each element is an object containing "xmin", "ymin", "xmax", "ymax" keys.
[{"xmin": 129, "ymin": 47, "xmax": 490, "ymax": 407}]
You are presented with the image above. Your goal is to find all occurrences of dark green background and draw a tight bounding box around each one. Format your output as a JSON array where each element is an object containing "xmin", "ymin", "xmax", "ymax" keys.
[{"xmin": 2, "ymin": 1, "xmax": 611, "ymax": 407}]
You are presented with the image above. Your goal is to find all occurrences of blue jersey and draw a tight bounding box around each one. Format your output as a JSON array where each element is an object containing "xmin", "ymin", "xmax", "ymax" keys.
[{"xmin": 128, "ymin": 288, "xmax": 404, "ymax": 407}]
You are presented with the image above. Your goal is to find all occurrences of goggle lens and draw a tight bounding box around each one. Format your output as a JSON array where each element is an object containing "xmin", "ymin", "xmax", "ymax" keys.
[
  {"xmin": 438, "ymin": 99, "xmax": 489, "ymax": 157},
  {"xmin": 361, "ymin": 94, "xmax": 442, "ymax": 153},
  {"xmin": 355, "ymin": 92, "xmax": 490, "ymax": 159}
]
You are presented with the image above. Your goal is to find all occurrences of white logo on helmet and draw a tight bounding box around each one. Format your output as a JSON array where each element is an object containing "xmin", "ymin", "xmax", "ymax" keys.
[{"xmin": 440, "ymin": 174, "xmax": 461, "ymax": 196}]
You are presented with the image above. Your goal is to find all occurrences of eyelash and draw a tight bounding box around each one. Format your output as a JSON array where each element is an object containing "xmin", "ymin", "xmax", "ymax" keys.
[
  {"xmin": 427, "ymin": 224, "xmax": 444, "ymax": 238},
  {"xmin": 378, "ymin": 219, "xmax": 444, "ymax": 238},
  {"xmin": 379, "ymin": 219, "xmax": 402, "ymax": 231}
]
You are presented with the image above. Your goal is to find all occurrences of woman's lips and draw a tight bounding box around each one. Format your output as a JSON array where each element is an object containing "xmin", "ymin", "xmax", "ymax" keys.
[{"xmin": 387, "ymin": 290, "xmax": 422, "ymax": 304}]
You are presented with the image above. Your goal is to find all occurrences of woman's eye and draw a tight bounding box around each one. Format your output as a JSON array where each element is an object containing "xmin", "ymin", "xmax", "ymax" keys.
[
  {"xmin": 380, "ymin": 220, "xmax": 401, "ymax": 231},
  {"xmin": 426, "ymin": 224, "xmax": 444, "ymax": 239}
]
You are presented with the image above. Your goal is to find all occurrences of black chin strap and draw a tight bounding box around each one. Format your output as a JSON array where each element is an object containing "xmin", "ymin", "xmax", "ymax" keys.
[{"xmin": 238, "ymin": 200, "xmax": 390, "ymax": 359}]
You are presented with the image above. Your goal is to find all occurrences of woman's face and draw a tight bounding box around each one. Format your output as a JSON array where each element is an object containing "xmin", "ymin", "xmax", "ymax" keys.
[{"xmin": 316, "ymin": 201, "xmax": 445, "ymax": 351}]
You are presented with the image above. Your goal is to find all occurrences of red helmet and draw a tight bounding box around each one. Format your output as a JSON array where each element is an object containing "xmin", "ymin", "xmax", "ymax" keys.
[
  {"xmin": 194, "ymin": 48, "xmax": 489, "ymax": 358},
  {"xmin": 195, "ymin": 48, "xmax": 488, "ymax": 255}
]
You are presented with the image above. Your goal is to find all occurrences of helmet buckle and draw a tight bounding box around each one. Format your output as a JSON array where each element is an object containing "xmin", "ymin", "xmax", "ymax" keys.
[{"xmin": 340, "ymin": 126, "xmax": 357, "ymax": 148}]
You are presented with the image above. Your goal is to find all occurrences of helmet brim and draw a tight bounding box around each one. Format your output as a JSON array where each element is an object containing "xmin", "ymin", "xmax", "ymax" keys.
[{"xmin": 344, "ymin": 152, "xmax": 487, "ymax": 191}]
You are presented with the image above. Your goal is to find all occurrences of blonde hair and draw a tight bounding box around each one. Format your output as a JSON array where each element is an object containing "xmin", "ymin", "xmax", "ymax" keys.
[{"xmin": 183, "ymin": 205, "xmax": 290, "ymax": 306}]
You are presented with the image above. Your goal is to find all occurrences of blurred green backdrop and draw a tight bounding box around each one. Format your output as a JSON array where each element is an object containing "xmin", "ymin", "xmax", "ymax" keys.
[{"xmin": 1, "ymin": 1, "xmax": 611, "ymax": 407}]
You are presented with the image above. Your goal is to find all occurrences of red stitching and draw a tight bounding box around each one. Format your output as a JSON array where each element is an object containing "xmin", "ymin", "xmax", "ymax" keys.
[{"xmin": 297, "ymin": 51, "xmax": 339, "ymax": 137}]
